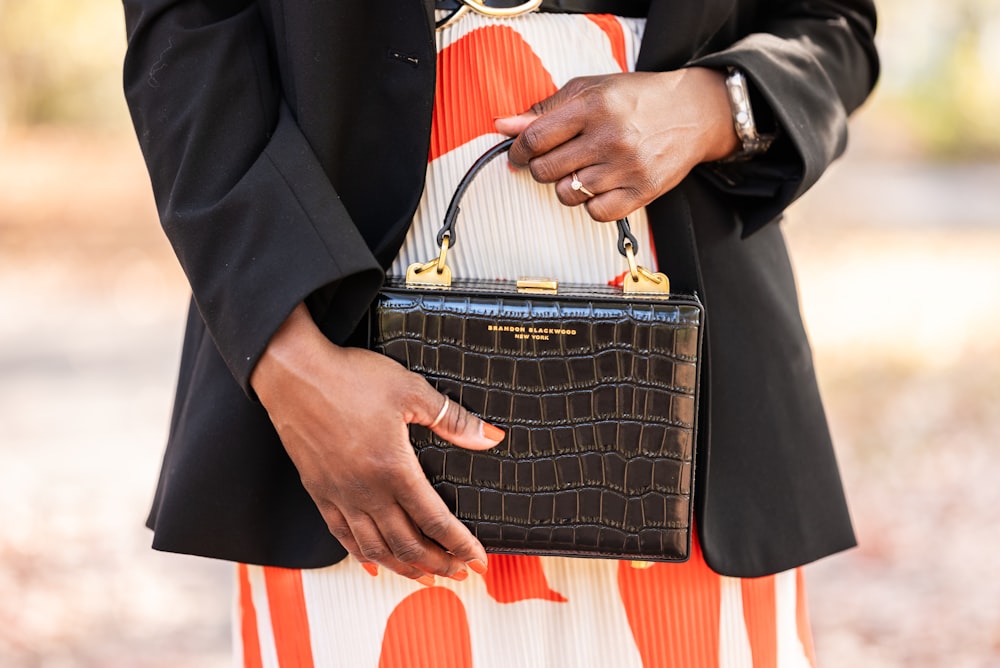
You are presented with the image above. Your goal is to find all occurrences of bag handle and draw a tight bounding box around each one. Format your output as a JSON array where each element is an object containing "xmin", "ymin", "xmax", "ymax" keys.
[{"xmin": 406, "ymin": 138, "xmax": 670, "ymax": 294}]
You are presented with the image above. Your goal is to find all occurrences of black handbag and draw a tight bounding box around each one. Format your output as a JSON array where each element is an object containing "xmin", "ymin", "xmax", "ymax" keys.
[{"xmin": 372, "ymin": 139, "xmax": 703, "ymax": 561}]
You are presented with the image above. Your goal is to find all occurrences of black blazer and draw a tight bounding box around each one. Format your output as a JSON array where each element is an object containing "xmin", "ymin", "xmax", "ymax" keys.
[{"xmin": 123, "ymin": 0, "xmax": 878, "ymax": 577}]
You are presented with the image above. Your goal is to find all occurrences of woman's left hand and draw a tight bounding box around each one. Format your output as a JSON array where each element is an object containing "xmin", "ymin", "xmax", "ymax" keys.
[{"xmin": 495, "ymin": 67, "xmax": 740, "ymax": 222}]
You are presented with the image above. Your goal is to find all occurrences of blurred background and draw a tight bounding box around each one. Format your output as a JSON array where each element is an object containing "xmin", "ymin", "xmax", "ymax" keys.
[{"xmin": 1, "ymin": 1, "xmax": 998, "ymax": 666}]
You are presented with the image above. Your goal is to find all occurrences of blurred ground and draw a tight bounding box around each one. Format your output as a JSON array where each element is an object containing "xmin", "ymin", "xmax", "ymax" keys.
[{"xmin": 1, "ymin": 125, "xmax": 999, "ymax": 668}]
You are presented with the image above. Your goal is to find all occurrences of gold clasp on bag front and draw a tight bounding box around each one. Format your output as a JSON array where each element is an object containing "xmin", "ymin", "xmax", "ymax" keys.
[{"xmin": 516, "ymin": 277, "xmax": 558, "ymax": 294}]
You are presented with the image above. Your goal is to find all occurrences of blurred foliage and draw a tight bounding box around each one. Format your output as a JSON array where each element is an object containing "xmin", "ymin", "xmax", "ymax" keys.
[
  {"xmin": 1, "ymin": 0, "xmax": 1000, "ymax": 157},
  {"xmin": 867, "ymin": 0, "xmax": 1000, "ymax": 158},
  {"xmin": 0, "ymin": 0, "xmax": 129, "ymax": 130}
]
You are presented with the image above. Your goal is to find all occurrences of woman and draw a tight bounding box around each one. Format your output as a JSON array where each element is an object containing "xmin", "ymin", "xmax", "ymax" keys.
[{"xmin": 123, "ymin": 0, "xmax": 878, "ymax": 665}]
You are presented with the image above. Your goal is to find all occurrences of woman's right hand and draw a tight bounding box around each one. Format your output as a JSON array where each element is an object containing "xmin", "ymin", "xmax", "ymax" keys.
[{"xmin": 250, "ymin": 303, "xmax": 505, "ymax": 584}]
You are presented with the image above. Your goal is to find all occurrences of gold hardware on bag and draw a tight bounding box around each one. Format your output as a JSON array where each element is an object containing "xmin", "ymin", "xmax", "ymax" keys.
[
  {"xmin": 405, "ymin": 138, "xmax": 671, "ymax": 296},
  {"xmin": 622, "ymin": 240, "xmax": 670, "ymax": 295},
  {"xmin": 516, "ymin": 277, "xmax": 558, "ymax": 294},
  {"xmin": 405, "ymin": 235, "xmax": 453, "ymax": 287}
]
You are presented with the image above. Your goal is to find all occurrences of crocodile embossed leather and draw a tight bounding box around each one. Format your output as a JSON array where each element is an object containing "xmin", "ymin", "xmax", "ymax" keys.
[
  {"xmin": 373, "ymin": 280, "xmax": 703, "ymax": 561},
  {"xmin": 373, "ymin": 139, "xmax": 703, "ymax": 561}
]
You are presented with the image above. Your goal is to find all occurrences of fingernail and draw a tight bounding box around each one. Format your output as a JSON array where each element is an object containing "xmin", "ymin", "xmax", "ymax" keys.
[
  {"xmin": 417, "ymin": 575, "xmax": 436, "ymax": 587},
  {"xmin": 361, "ymin": 563, "xmax": 379, "ymax": 577},
  {"xmin": 450, "ymin": 569, "xmax": 469, "ymax": 582},
  {"xmin": 468, "ymin": 559, "xmax": 488, "ymax": 575},
  {"xmin": 482, "ymin": 423, "xmax": 506, "ymax": 443}
]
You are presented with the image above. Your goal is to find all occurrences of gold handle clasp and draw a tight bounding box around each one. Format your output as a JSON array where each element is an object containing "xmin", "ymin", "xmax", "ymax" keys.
[
  {"xmin": 622, "ymin": 240, "xmax": 670, "ymax": 295},
  {"xmin": 405, "ymin": 235, "xmax": 453, "ymax": 287}
]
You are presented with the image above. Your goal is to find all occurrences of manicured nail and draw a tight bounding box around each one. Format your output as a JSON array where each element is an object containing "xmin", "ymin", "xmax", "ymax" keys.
[
  {"xmin": 417, "ymin": 575, "xmax": 436, "ymax": 587},
  {"xmin": 467, "ymin": 559, "xmax": 488, "ymax": 575},
  {"xmin": 361, "ymin": 563, "xmax": 379, "ymax": 577},
  {"xmin": 482, "ymin": 423, "xmax": 506, "ymax": 443},
  {"xmin": 450, "ymin": 570, "xmax": 469, "ymax": 582}
]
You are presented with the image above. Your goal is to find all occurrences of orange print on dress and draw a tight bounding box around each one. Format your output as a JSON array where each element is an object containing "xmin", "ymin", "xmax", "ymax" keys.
[
  {"xmin": 584, "ymin": 15, "xmax": 628, "ymax": 72},
  {"xmin": 378, "ymin": 587, "xmax": 473, "ymax": 668},
  {"xmin": 741, "ymin": 575, "xmax": 778, "ymax": 668},
  {"xmin": 238, "ymin": 564, "xmax": 264, "ymax": 668},
  {"xmin": 262, "ymin": 566, "xmax": 317, "ymax": 668},
  {"xmin": 616, "ymin": 539, "xmax": 721, "ymax": 668},
  {"xmin": 432, "ymin": 25, "xmax": 558, "ymax": 160},
  {"xmin": 483, "ymin": 554, "xmax": 569, "ymax": 604}
]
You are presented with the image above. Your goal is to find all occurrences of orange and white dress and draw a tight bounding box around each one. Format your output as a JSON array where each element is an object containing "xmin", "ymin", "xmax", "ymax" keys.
[{"xmin": 236, "ymin": 12, "xmax": 818, "ymax": 668}]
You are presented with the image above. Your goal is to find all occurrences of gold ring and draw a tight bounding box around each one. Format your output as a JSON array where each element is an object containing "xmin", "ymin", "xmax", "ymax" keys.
[
  {"xmin": 428, "ymin": 396, "xmax": 450, "ymax": 429},
  {"xmin": 571, "ymin": 172, "xmax": 596, "ymax": 198}
]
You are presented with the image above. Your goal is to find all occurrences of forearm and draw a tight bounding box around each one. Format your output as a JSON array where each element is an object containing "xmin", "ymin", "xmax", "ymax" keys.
[
  {"xmin": 691, "ymin": 0, "xmax": 879, "ymax": 232},
  {"xmin": 123, "ymin": 0, "xmax": 383, "ymax": 394}
]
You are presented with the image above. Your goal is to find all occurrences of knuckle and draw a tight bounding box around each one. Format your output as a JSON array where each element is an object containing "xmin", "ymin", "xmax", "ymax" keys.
[
  {"xmin": 419, "ymin": 511, "xmax": 455, "ymax": 541},
  {"xmin": 390, "ymin": 540, "xmax": 426, "ymax": 565},
  {"xmin": 563, "ymin": 77, "xmax": 586, "ymax": 95},
  {"xmin": 528, "ymin": 158, "xmax": 557, "ymax": 183},
  {"xmin": 401, "ymin": 370, "xmax": 428, "ymax": 398},
  {"xmin": 328, "ymin": 523, "xmax": 354, "ymax": 542},
  {"xmin": 632, "ymin": 173, "xmax": 657, "ymax": 199},
  {"xmin": 586, "ymin": 200, "xmax": 617, "ymax": 223},
  {"xmin": 518, "ymin": 126, "xmax": 544, "ymax": 155},
  {"xmin": 448, "ymin": 404, "xmax": 473, "ymax": 435},
  {"xmin": 398, "ymin": 373, "xmax": 432, "ymax": 411},
  {"xmin": 580, "ymin": 88, "xmax": 610, "ymax": 115},
  {"xmin": 359, "ymin": 543, "xmax": 391, "ymax": 562},
  {"xmin": 556, "ymin": 187, "xmax": 576, "ymax": 207}
]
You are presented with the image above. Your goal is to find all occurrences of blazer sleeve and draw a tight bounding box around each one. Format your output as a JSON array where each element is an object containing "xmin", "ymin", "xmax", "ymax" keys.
[
  {"xmin": 691, "ymin": 0, "xmax": 880, "ymax": 235},
  {"xmin": 122, "ymin": 0, "xmax": 384, "ymax": 396}
]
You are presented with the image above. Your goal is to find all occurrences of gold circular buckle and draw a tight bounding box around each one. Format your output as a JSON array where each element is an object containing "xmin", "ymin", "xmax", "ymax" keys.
[{"xmin": 460, "ymin": 0, "xmax": 544, "ymax": 18}]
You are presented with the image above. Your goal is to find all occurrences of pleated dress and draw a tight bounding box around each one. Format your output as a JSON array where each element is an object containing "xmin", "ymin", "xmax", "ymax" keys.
[{"xmin": 235, "ymin": 11, "xmax": 818, "ymax": 668}]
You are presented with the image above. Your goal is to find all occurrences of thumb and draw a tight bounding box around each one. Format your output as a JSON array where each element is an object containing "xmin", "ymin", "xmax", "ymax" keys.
[
  {"xmin": 417, "ymin": 393, "xmax": 505, "ymax": 451},
  {"xmin": 494, "ymin": 80, "xmax": 583, "ymax": 137},
  {"xmin": 494, "ymin": 111, "xmax": 537, "ymax": 137}
]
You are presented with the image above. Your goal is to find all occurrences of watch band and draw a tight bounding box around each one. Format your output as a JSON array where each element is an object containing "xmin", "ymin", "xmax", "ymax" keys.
[{"xmin": 723, "ymin": 68, "xmax": 775, "ymax": 161}]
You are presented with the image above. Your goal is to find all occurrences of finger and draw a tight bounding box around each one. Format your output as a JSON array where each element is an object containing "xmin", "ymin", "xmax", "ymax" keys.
[
  {"xmin": 376, "ymin": 504, "xmax": 471, "ymax": 579},
  {"xmin": 507, "ymin": 110, "xmax": 584, "ymax": 168},
  {"xmin": 322, "ymin": 505, "xmax": 380, "ymax": 577},
  {"xmin": 494, "ymin": 75, "xmax": 593, "ymax": 139},
  {"xmin": 344, "ymin": 509, "xmax": 441, "ymax": 585},
  {"xmin": 554, "ymin": 166, "xmax": 607, "ymax": 207},
  {"xmin": 414, "ymin": 392, "xmax": 504, "ymax": 451},
  {"xmin": 585, "ymin": 186, "xmax": 648, "ymax": 223},
  {"xmin": 505, "ymin": 96, "xmax": 594, "ymax": 169},
  {"xmin": 395, "ymin": 473, "xmax": 489, "ymax": 569},
  {"xmin": 522, "ymin": 134, "xmax": 599, "ymax": 185},
  {"xmin": 494, "ymin": 111, "xmax": 536, "ymax": 137}
]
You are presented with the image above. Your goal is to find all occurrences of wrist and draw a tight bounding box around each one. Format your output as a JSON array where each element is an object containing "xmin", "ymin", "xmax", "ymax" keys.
[
  {"xmin": 250, "ymin": 303, "xmax": 332, "ymax": 402},
  {"xmin": 684, "ymin": 67, "xmax": 741, "ymax": 164}
]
